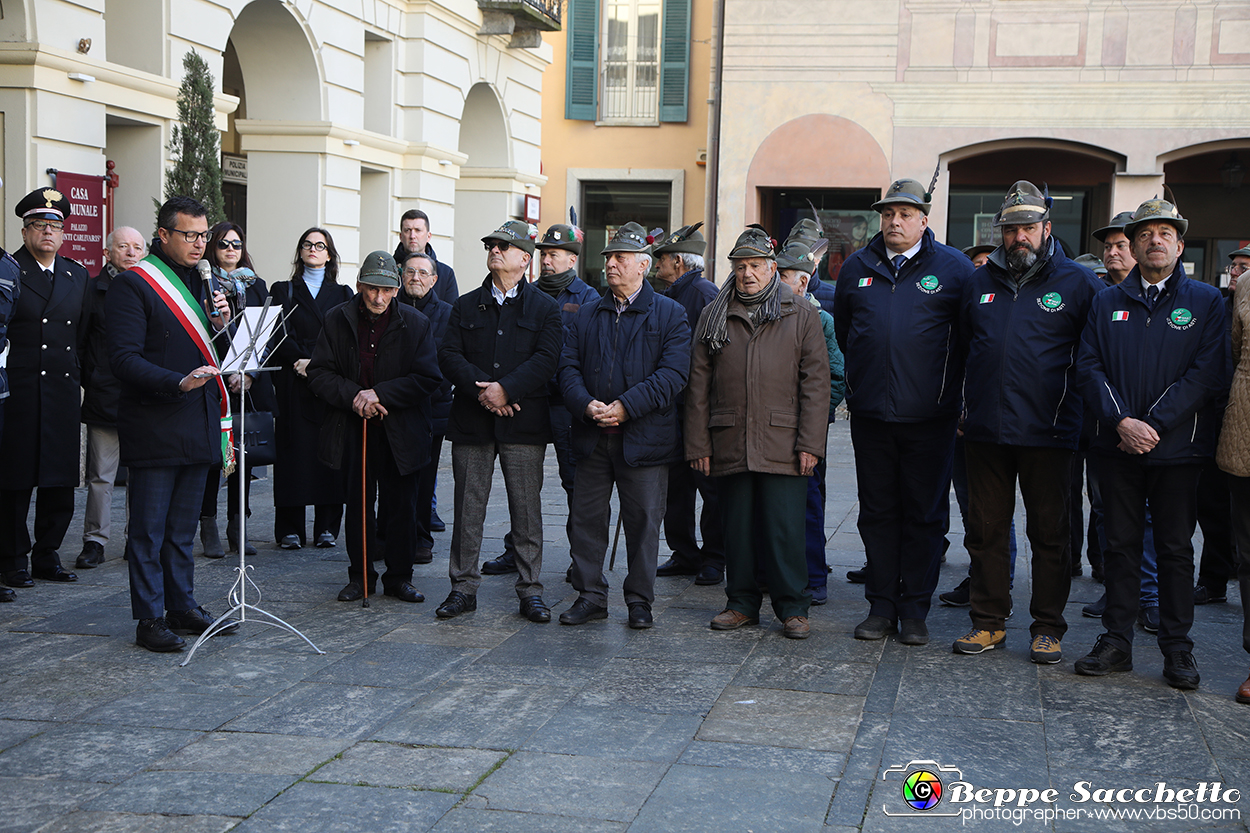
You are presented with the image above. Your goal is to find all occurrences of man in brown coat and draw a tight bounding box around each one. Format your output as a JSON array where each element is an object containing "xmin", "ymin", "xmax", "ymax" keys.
[{"xmin": 685, "ymin": 227, "xmax": 830, "ymax": 639}]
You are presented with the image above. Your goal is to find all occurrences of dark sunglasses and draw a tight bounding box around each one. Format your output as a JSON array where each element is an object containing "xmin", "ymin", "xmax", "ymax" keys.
[
  {"xmin": 484, "ymin": 241, "xmax": 513, "ymax": 252},
  {"xmin": 216, "ymin": 239, "xmax": 244, "ymax": 250}
]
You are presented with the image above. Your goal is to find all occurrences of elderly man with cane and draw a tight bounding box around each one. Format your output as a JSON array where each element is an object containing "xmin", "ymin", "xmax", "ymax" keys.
[{"xmin": 307, "ymin": 251, "xmax": 442, "ymax": 605}]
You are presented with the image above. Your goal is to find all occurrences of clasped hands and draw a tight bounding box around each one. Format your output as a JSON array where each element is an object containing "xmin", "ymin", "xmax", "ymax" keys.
[
  {"xmin": 585, "ymin": 399, "xmax": 628, "ymax": 427},
  {"xmin": 353, "ymin": 389, "xmax": 388, "ymax": 419},
  {"xmin": 1116, "ymin": 417, "xmax": 1159, "ymax": 455},
  {"xmin": 477, "ymin": 381, "xmax": 519, "ymax": 417}
]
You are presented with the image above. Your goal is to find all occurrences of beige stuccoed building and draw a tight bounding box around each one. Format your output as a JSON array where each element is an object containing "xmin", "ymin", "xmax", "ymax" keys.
[
  {"xmin": 708, "ymin": 0, "xmax": 1250, "ymax": 285},
  {"xmin": 0, "ymin": 0, "xmax": 558, "ymax": 282}
]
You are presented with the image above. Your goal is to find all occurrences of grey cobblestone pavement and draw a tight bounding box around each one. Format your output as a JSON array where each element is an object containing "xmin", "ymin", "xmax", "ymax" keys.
[{"xmin": 2, "ymin": 420, "xmax": 1248, "ymax": 832}]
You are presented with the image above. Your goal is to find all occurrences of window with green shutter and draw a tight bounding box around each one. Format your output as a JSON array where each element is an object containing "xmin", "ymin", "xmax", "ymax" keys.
[
  {"xmin": 566, "ymin": 0, "xmax": 600, "ymax": 120},
  {"xmin": 659, "ymin": 0, "xmax": 689, "ymax": 122}
]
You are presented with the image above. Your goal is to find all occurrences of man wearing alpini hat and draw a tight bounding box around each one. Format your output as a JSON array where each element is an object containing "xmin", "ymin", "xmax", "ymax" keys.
[
  {"xmin": 832, "ymin": 178, "xmax": 973, "ymax": 647},
  {"xmin": 0, "ymin": 188, "xmax": 91, "ymax": 593},
  {"xmin": 436, "ymin": 221, "xmax": 562, "ymax": 622},
  {"xmin": 1075, "ymin": 198, "xmax": 1227, "ymax": 690},
  {"xmin": 686, "ymin": 226, "xmax": 830, "ymax": 640},
  {"xmin": 308, "ymin": 251, "xmax": 443, "ymax": 605},
  {"xmin": 480, "ymin": 214, "xmax": 600, "ymax": 577},
  {"xmin": 558, "ymin": 222, "xmax": 690, "ymax": 628}
]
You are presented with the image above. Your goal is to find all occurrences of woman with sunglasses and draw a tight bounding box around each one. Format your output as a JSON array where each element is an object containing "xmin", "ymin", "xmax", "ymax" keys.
[
  {"xmin": 197, "ymin": 222, "xmax": 277, "ymax": 558},
  {"xmin": 268, "ymin": 228, "xmax": 350, "ymax": 550}
]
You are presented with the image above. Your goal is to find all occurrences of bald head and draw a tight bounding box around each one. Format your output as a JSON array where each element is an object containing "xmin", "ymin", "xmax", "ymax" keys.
[{"xmin": 105, "ymin": 226, "xmax": 146, "ymax": 272}]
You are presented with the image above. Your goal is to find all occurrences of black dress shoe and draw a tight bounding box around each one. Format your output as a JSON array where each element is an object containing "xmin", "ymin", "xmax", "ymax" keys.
[
  {"xmin": 168, "ymin": 606, "xmax": 240, "ymax": 635},
  {"xmin": 315, "ymin": 532, "xmax": 336, "ymax": 549},
  {"xmin": 384, "ymin": 582, "xmax": 425, "ymax": 603},
  {"xmin": 1163, "ymin": 651, "xmax": 1200, "ymax": 690},
  {"xmin": 136, "ymin": 618, "xmax": 186, "ymax": 652},
  {"xmin": 656, "ymin": 556, "xmax": 698, "ymax": 577},
  {"xmin": 32, "ymin": 566, "xmax": 77, "ymax": 582},
  {"xmin": 481, "ymin": 552, "xmax": 518, "ymax": 575},
  {"xmin": 1074, "ymin": 636, "xmax": 1133, "ymax": 676},
  {"xmin": 520, "ymin": 596, "xmax": 551, "ymax": 623},
  {"xmin": 559, "ymin": 598, "xmax": 608, "ymax": 625},
  {"xmin": 899, "ymin": 618, "xmax": 929, "ymax": 646},
  {"xmin": 0, "ymin": 587, "xmax": 15, "ymax": 602},
  {"xmin": 337, "ymin": 581, "xmax": 369, "ymax": 602},
  {"xmin": 694, "ymin": 565, "xmax": 723, "ymax": 586},
  {"xmin": 279, "ymin": 534, "xmax": 303, "ymax": 550},
  {"xmin": 429, "ymin": 511, "xmax": 446, "ymax": 533},
  {"xmin": 2, "ymin": 570, "xmax": 34, "ymax": 588},
  {"xmin": 436, "ymin": 590, "xmax": 476, "ymax": 619},
  {"xmin": 1194, "ymin": 584, "xmax": 1227, "ymax": 605},
  {"xmin": 846, "ymin": 564, "xmax": 868, "ymax": 584},
  {"xmin": 76, "ymin": 542, "xmax": 105, "ymax": 569},
  {"xmin": 415, "ymin": 546, "xmax": 434, "ymax": 565},
  {"xmin": 627, "ymin": 602, "xmax": 654, "ymax": 629}
]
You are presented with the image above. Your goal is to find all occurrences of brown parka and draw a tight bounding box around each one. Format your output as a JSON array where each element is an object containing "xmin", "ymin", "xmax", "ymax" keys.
[
  {"xmin": 1217, "ymin": 278, "xmax": 1250, "ymax": 477},
  {"xmin": 684, "ymin": 283, "xmax": 831, "ymax": 477}
]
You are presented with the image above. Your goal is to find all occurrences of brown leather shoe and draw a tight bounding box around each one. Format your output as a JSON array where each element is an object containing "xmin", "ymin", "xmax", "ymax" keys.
[
  {"xmin": 710, "ymin": 609, "xmax": 758, "ymax": 630},
  {"xmin": 1237, "ymin": 671, "xmax": 1250, "ymax": 705},
  {"xmin": 783, "ymin": 616, "xmax": 811, "ymax": 639}
]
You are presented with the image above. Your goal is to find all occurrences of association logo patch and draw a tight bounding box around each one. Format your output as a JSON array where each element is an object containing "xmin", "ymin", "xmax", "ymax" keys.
[
  {"xmin": 979, "ymin": 293, "xmax": 995, "ymax": 304},
  {"xmin": 859, "ymin": 277, "xmax": 873, "ymax": 288},
  {"xmin": 1038, "ymin": 292, "xmax": 1064, "ymax": 313},
  {"xmin": 918, "ymin": 275, "xmax": 942, "ymax": 294},
  {"xmin": 1169, "ymin": 307, "xmax": 1195, "ymax": 330},
  {"xmin": 1112, "ymin": 310, "xmax": 1129, "ymax": 322}
]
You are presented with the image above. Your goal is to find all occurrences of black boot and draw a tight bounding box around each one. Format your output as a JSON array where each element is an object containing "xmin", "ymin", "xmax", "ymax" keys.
[{"xmin": 200, "ymin": 516, "xmax": 225, "ymax": 559}]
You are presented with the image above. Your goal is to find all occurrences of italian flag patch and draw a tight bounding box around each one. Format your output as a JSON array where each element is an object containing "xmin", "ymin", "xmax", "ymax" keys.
[
  {"xmin": 859, "ymin": 277, "xmax": 873, "ymax": 288},
  {"xmin": 1112, "ymin": 311, "xmax": 1129, "ymax": 322},
  {"xmin": 979, "ymin": 293, "xmax": 994, "ymax": 304}
]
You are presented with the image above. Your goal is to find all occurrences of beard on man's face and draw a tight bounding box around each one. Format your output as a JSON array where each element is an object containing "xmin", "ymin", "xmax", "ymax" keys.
[{"xmin": 1007, "ymin": 235, "xmax": 1047, "ymax": 273}]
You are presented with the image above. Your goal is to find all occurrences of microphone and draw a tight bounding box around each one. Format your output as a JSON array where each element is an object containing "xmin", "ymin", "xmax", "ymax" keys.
[{"xmin": 198, "ymin": 260, "xmax": 220, "ymax": 317}]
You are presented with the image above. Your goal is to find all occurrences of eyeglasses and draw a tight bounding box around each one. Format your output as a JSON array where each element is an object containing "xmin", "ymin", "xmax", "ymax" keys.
[
  {"xmin": 301, "ymin": 241, "xmax": 328, "ymax": 252},
  {"xmin": 217, "ymin": 239, "xmax": 244, "ymax": 251},
  {"xmin": 1231, "ymin": 263, "xmax": 1248, "ymax": 276},
  {"xmin": 165, "ymin": 228, "xmax": 212, "ymax": 243},
  {"xmin": 25, "ymin": 220, "xmax": 64, "ymax": 232},
  {"xmin": 402, "ymin": 268, "xmax": 435, "ymax": 279},
  {"xmin": 484, "ymin": 241, "xmax": 513, "ymax": 252}
]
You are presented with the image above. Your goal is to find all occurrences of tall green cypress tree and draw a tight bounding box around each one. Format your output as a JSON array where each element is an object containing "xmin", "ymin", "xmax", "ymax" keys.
[{"xmin": 161, "ymin": 50, "xmax": 225, "ymax": 224}]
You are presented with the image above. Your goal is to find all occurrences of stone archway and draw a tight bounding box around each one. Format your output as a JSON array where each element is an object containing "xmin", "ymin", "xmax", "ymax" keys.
[
  {"xmin": 454, "ymin": 83, "xmax": 514, "ymax": 277},
  {"xmin": 227, "ymin": 0, "xmax": 325, "ymax": 278}
]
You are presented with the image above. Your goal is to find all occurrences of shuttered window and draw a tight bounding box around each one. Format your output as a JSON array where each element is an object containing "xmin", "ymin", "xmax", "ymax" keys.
[{"xmin": 565, "ymin": 0, "xmax": 689, "ymax": 124}]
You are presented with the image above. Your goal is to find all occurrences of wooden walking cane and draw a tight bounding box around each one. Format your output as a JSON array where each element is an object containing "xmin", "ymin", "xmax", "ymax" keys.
[{"xmin": 361, "ymin": 416, "xmax": 370, "ymax": 608}]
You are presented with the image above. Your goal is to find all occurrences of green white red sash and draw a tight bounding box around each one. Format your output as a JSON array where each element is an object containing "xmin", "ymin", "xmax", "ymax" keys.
[{"xmin": 131, "ymin": 255, "xmax": 235, "ymax": 473}]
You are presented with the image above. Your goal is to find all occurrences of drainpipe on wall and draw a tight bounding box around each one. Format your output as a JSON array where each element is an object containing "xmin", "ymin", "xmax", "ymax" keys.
[{"xmin": 703, "ymin": 0, "xmax": 725, "ymax": 282}]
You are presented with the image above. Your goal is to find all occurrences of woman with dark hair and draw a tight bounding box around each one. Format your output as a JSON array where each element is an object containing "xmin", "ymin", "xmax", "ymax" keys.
[
  {"xmin": 268, "ymin": 228, "xmax": 350, "ymax": 549},
  {"xmin": 198, "ymin": 222, "xmax": 276, "ymax": 557}
]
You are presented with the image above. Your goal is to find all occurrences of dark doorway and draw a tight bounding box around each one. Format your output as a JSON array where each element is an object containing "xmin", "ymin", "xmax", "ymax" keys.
[{"xmin": 581, "ymin": 180, "xmax": 671, "ymax": 291}]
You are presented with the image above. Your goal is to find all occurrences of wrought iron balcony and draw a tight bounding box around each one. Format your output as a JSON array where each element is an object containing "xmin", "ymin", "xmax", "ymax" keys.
[{"xmin": 479, "ymin": 0, "xmax": 562, "ymax": 33}]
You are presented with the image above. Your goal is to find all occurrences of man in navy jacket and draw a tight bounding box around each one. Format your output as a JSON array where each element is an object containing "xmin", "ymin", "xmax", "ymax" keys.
[
  {"xmin": 559, "ymin": 222, "xmax": 690, "ymax": 629},
  {"xmin": 951, "ymin": 181, "xmax": 1103, "ymax": 663},
  {"xmin": 1074, "ymin": 199, "xmax": 1227, "ymax": 690},
  {"xmin": 833, "ymin": 178, "xmax": 972, "ymax": 646},
  {"xmin": 108, "ymin": 196, "xmax": 237, "ymax": 652}
]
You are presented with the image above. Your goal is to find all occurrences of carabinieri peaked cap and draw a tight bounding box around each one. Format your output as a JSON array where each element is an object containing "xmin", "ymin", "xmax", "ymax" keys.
[
  {"xmin": 15, "ymin": 187, "xmax": 71, "ymax": 222},
  {"xmin": 1092, "ymin": 210, "xmax": 1137, "ymax": 243},
  {"xmin": 357, "ymin": 250, "xmax": 401, "ymax": 288},
  {"xmin": 482, "ymin": 220, "xmax": 539, "ymax": 255},
  {"xmin": 1124, "ymin": 198, "xmax": 1188, "ymax": 239},
  {"xmin": 651, "ymin": 222, "xmax": 706, "ymax": 257},
  {"xmin": 993, "ymin": 180, "xmax": 1051, "ymax": 228}
]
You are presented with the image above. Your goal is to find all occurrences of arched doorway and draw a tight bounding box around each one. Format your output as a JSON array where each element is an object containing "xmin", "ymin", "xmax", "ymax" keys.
[
  {"xmin": 1162, "ymin": 140, "xmax": 1250, "ymax": 286},
  {"xmin": 944, "ymin": 140, "xmax": 1122, "ymax": 258},
  {"xmin": 454, "ymin": 83, "xmax": 513, "ymax": 278},
  {"xmin": 226, "ymin": 0, "xmax": 324, "ymax": 278}
]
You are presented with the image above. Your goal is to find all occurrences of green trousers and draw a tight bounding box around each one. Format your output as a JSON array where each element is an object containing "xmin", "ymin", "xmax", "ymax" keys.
[{"xmin": 719, "ymin": 471, "xmax": 811, "ymax": 620}]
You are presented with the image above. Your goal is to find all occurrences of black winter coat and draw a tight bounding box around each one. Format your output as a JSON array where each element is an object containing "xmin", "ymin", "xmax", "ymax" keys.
[
  {"xmin": 439, "ymin": 277, "xmax": 562, "ymax": 445},
  {"xmin": 400, "ymin": 287, "xmax": 453, "ymax": 433},
  {"xmin": 81, "ymin": 264, "xmax": 122, "ymax": 425},
  {"xmin": 307, "ymin": 296, "xmax": 442, "ymax": 476},
  {"xmin": 0, "ymin": 248, "xmax": 20, "ymax": 401},
  {"xmin": 0, "ymin": 247, "xmax": 90, "ymax": 487},
  {"xmin": 107, "ymin": 243, "xmax": 226, "ymax": 469},
  {"xmin": 268, "ymin": 276, "xmax": 351, "ymax": 506}
]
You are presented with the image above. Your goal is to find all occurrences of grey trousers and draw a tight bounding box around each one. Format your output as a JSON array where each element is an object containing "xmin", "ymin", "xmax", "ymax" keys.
[
  {"xmin": 83, "ymin": 424, "xmax": 121, "ymax": 546},
  {"xmin": 448, "ymin": 442, "xmax": 545, "ymax": 598},
  {"xmin": 568, "ymin": 433, "xmax": 668, "ymax": 607}
]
